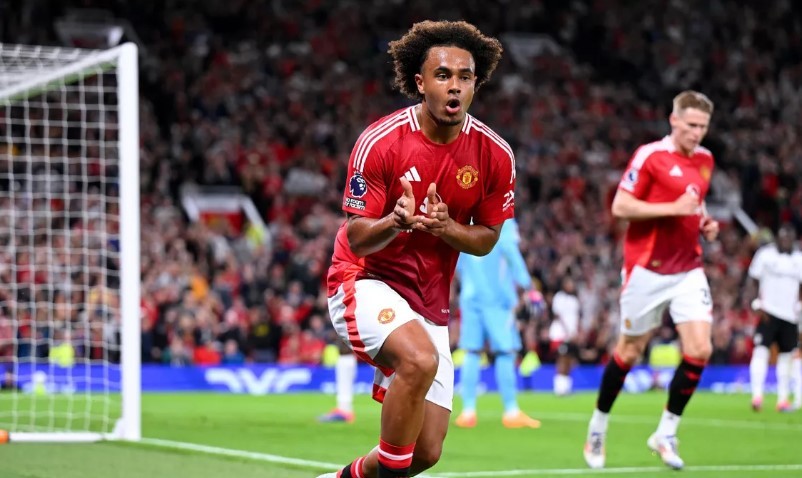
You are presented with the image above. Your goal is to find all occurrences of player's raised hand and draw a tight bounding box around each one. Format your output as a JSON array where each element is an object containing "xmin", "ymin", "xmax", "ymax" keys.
[
  {"xmin": 415, "ymin": 182, "xmax": 451, "ymax": 236},
  {"xmin": 673, "ymin": 191, "xmax": 700, "ymax": 216},
  {"xmin": 393, "ymin": 177, "xmax": 419, "ymax": 230},
  {"xmin": 700, "ymin": 216, "xmax": 719, "ymax": 241}
]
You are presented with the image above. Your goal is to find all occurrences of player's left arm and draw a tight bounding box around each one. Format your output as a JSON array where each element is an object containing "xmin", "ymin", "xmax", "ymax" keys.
[
  {"xmin": 415, "ymin": 188, "xmax": 502, "ymax": 255},
  {"xmin": 419, "ymin": 148, "xmax": 517, "ymax": 255},
  {"xmin": 699, "ymin": 158, "xmax": 719, "ymax": 241},
  {"xmin": 699, "ymin": 202, "xmax": 719, "ymax": 241}
]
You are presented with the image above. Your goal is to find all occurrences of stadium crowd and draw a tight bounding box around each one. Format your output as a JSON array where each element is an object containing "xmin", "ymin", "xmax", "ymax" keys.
[{"xmin": 1, "ymin": 0, "xmax": 801, "ymax": 368}]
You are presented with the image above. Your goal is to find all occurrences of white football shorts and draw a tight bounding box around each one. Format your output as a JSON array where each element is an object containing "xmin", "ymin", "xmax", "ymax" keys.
[
  {"xmin": 619, "ymin": 266, "xmax": 713, "ymax": 336},
  {"xmin": 328, "ymin": 278, "xmax": 454, "ymax": 411}
]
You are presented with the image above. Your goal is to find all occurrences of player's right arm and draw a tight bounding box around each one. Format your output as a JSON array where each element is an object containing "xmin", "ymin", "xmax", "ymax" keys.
[
  {"xmin": 346, "ymin": 178, "xmax": 419, "ymax": 257},
  {"xmin": 611, "ymin": 150, "xmax": 699, "ymax": 220},
  {"xmin": 611, "ymin": 189, "xmax": 699, "ymax": 220},
  {"xmin": 341, "ymin": 117, "xmax": 421, "ymax": 257}
]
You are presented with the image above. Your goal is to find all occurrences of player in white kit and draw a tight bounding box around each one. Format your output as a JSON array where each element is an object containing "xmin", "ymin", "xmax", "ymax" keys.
[{"xmin": 746, "ymin": 225, "xmax": 802, "ymax": 412}]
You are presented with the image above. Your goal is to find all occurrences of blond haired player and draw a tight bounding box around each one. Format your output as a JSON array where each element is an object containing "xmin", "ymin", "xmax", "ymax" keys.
[{"xmin": 584, "ymin": 91, "xmax": 719, "ymax": 470}]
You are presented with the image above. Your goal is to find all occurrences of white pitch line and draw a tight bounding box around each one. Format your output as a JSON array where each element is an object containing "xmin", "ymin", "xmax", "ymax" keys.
[
  {"xmin": 139, "ymin": 438, "xmax": 442, "ymax": 477},
  {"xmin": 138, "ymin": 438, "xmax": 802, "ymax": 478},
  {"xmin": 534, "ymin": 411, "xmax": 802, "ymax": 432},
  {"xmin": 434, "ymin": 464, "xmax": 802, "ymax": 477},
  {"xmin": 140, "ymin": 438, "xmax": 341, "ymax": 470}
]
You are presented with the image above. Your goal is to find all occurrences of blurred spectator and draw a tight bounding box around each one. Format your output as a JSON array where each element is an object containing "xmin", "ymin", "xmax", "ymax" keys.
[
  {"xmin": 1, "ymin": 368, "xmax": 21, "ymax": 391},
  {"xmin": 221, "ymin": 339, "xmax": 245, "ymax": 365}
]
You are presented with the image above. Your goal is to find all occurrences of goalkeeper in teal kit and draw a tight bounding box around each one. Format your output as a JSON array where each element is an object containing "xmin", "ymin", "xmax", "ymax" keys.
[{"xmin": 454, "ymin": 219, "xmax": 541, "ymax": 428}]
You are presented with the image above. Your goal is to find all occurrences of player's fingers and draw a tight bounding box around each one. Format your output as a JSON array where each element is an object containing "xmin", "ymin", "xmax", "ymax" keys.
[
  {"xmin": 427, "ymin": 182, "xmax": 439, "ymax": 203},
  {"xmin": 394, "ymin": 203, "xmax": 410, "ymax": 220},
  {"xmin": 400, "ymin": 177, "xmax": 414, "ymax": 198}
]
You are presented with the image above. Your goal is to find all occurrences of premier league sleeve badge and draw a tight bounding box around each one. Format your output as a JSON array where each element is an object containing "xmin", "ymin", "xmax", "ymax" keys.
[{"xmin": 349, "ymin": 172, "xmax": 368, "ymax": 198}]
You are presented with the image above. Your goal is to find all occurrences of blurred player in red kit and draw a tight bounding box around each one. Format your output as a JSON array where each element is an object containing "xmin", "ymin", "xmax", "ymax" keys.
[
  {"xmin": 319, "ymin": 20, "xmax": 515, "ymax": 478},
  {"xmin": 583, "ymin": 91, "xmax": 719, "ymax": 471}
]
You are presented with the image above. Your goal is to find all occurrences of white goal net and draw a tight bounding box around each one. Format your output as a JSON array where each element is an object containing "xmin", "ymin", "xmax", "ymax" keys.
[{"xmin": 0, "ymin": 43, "xmax": 140, "ymax": 442}]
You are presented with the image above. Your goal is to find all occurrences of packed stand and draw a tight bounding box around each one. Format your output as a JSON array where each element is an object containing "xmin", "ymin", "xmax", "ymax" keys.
[{"xmin": 1, "ymin": 0, "xmax": 801, "ymax": 367}]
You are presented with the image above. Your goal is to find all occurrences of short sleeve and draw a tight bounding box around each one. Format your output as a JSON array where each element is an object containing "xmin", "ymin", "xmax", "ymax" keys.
[
  {"xmin": 618, "ymin": 148, "xmax": 654, "ymax": 199},
  {"xmin": 472, "ymin": 152, "xmax": 516, "ymax": 226},
  {"xmin": 341, "ymin": 137, "xmax": 387, "ymax": 218},
  {"xmin": 748, "ymin": 248, "xmax": 765, "ymax": 280}
]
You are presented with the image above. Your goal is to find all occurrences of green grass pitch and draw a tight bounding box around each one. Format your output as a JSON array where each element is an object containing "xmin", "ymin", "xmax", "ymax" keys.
[{"xmin": 1, "ymin": 391, "xmax": 800, "ymax": 477}]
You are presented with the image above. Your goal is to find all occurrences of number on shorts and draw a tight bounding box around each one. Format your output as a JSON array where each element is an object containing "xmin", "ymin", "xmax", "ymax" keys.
[{"xmin": 701, "ymin": 288, "xmax": 711, "ymax": 306}]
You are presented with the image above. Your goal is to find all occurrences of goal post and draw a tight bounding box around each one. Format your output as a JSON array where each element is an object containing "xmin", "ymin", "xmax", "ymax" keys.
[{"xmin": 0, "ymin": 42, "xmax": 140, "ymax": 442}]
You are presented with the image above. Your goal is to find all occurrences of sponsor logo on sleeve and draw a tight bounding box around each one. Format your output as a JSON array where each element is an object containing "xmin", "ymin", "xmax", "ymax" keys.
[
  {"xmin": 620, "ymin": 168, "xmax": 638, "ymax": 190},
  {"xmin": 349, "ymin": 172, "xmax": 368, "ymax": 198},
  {"xmin": 344, "ymin": 197, "xmax": 366, "ymax": 210}
]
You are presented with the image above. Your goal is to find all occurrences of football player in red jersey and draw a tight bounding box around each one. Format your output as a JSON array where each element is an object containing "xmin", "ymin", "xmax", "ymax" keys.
[
  {"xmin": 319, "ymin": 21, "xmax": 515, "ymax": 478},
  {"xmin": 583, "ymin": 91, "xmax": 719, "ymax": 471}
]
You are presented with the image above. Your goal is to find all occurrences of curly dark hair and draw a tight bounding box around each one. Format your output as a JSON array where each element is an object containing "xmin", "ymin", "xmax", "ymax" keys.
[{"xmin": 388, "ymin": 20, "xmax": 503, "ymax": 100}]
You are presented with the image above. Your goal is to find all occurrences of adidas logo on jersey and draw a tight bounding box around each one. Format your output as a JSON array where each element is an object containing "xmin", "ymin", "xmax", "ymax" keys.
[
  {"xmin": 669, "ymin": 165, "xmax": 683, "ymax": 177},
  {"xmin": 400, "ymin": 166, "xmax": 421, "ymax": 182}
]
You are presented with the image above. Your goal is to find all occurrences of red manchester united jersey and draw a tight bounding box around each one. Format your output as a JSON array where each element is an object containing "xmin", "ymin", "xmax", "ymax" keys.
[
  {"xmin": 618, "ymin": 136, "xmax": 714, "ymax": 276},
  {"xmin": 328, "ymin": 105, "xmax": 516, "ymax": 325}
]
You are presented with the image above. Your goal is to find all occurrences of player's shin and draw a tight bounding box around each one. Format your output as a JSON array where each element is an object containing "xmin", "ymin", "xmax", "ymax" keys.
[
  {"xmin": 495, "ymin": 352, "xmax": 519, "ymax": 414},
  {"xmin": 375, "ymin": 358, "xmax": 434, "ymax": 477},
  {"xmin": 595, "ymin": 352, "xmax": 632, "ymax": 415},
  {"xmin": 336, "ymin": 354, "xmax": 358, "ymax": 413},
  {"xmin": 660, "ymin": 354, "xmax": 706, "ymax": 436},
  {"xmin": 749, "ymin": 345, "xmax": 769, "ymax": 405},
  {"xmin": 792, "ymin": 352, "xmax": 802, "ymax": 409},
  {"xmin": 776, "ymin": 352, "xmax": 792, "ymax": 408},
  {"xmin": 460, "ymin": 351, "xmax": 481, "ymax": 414}
]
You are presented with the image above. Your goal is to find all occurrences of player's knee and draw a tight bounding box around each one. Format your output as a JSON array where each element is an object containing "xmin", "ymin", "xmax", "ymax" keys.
[
  {"xmin": 615, "ymin": 342, "xmax": 643, "ymax": 366},
  {"xmin": 413, "ymin": 443, "xmax": 442, "ymax": 470},
  {"xmin": 685, "ymin": 340, "xmax": 712, "ymax": 363},
  {"xmin": 397, "ymin": 348, "xmax": 439, "ymax": 386}
]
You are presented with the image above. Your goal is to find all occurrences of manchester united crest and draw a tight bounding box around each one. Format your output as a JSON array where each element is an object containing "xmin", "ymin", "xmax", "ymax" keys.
[
  {"xmin": 378, "ymin": 308, "xmax": 396, "ymax": 324},
  {"xmin": 456, "ymin": 165, "xmax": 479, "ymax": 189},
  {"xmin": 700, "ymin": 165, "xmax": 711, "ymax": 181}
]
